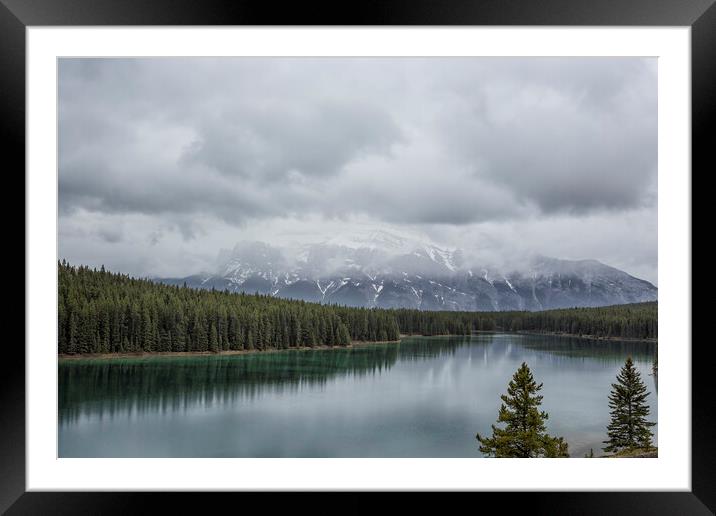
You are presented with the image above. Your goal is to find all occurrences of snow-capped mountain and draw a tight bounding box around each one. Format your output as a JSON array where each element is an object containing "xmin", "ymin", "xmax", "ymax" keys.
[{"xmin": 158, "ymin": 231, "xmax": 657, "ymax": 311}]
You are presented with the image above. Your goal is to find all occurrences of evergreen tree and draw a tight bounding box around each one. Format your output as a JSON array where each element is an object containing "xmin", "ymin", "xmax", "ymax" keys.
[
  {"xmin": 141, "ymin": 306, "xmax": 155, "ymax": 352},
  {"xmin": 209, "ymin": 323, "xmax": 219, "ymax": 353},
  {"xmin": 603, "ymin": 357, "xmax": 656, "ymax": 453},
  {"xmin": 476, "ymin": 362, "xmax": 569, "ymax": 457},
  {"xmin": 337, "ymin": 324, "xmax": 351, "ymax": 346},
  {"xmin": 196, "ymin": 318, "xmax": 208, "ymax": 352}
]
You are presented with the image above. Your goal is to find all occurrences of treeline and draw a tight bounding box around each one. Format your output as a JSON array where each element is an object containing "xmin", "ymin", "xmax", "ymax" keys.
[
  {"xmin": 392, "ymin": 302, "xmax": 656, "ymax": 340},
  {"xmin": 59, "ymin": 262, "xmax": 399, "ymax": 355},
  {"xmin": 393, "ymin": 309, "xmax": 488, "ymax": 336},
  {"xmin": 58, "ymin": 263, "xmax": 657, "ymax": 355},
  {"xmin": 501, "ymin": 303, "xmax": 657, "ymax": 340}
]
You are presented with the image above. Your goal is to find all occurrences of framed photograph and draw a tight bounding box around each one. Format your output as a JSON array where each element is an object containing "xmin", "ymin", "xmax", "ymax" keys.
[{"xmin": 6, "ymin": 0, "xmax": 711, "ymax": 513}]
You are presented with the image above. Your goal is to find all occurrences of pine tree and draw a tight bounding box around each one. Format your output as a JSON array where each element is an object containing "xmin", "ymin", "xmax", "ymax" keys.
[
  {"xmin": 195, "ymin": 317, "xmax": 208, "ymax": 352},
  {"xmin": 603, "ymin": 357, "xmax": 656, "ymax": 453},
  {"xmin": 209, "ymin": 323, "xmax": 219, "ymax": 353},
  {"xmin": 141, "ymin": 306, "xmax": 155, "ymax": 352},
  {"xmin": 337, "ymin": 324, "xmax": 351, "ymax": 346},
  {"xmin": 476, "ymin": 362, "xmax": 569, "ymax": 457}
]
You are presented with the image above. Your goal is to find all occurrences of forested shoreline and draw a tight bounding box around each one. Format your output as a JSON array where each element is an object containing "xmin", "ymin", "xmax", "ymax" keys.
[{"xmin": 58, "ymin": 262, "xmax": 657, "ymax": 356}]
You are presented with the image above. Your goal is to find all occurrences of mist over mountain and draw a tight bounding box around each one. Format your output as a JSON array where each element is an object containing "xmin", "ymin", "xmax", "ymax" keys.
[{"xmin": 157, "ymin": 229, "xmax": 657, "ymax": 311}]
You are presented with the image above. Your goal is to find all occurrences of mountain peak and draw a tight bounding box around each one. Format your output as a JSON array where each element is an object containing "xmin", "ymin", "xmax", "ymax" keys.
[
  {"xmin": 161, "ymin": 237, "xmax": 657, "ymax": 312},
  {"xmin": 321, "ymin": 227, "xmax": 433, "ymax": 253}
]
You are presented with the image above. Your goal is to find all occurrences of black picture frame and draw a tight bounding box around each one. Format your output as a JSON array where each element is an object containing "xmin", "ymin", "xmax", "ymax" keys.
[{"xmin": 3, "ymin": 0, "xmax": 711, "ymax": 513}]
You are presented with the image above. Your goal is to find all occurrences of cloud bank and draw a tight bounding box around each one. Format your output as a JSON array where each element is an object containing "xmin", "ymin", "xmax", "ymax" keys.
[{"xmin": 58, "ymin": 57, "xmax": 657, "ymax": 283}]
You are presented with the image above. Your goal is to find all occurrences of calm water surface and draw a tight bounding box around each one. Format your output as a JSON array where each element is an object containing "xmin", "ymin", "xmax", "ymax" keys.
[{"xmin": 59, "ymin": 334, "xmax": 657, "ymax": 457}]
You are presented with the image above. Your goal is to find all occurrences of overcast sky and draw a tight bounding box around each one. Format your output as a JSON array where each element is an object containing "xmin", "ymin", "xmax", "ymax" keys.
[{"xmin": 58, "ymin": 57, "xmax": 657, "ymax": 284}]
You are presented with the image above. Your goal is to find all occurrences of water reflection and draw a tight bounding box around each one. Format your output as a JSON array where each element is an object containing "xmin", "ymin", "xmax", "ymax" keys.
[
  {"xmin": 60, "ymin": 344, "xmax": 403, "ymax": 424},
  {"xmin": 58, "ymin": 334, "xmax": 657, "ymax": 457},
  {"xmin": 59, "ymin": 334, "xmax": 655, "ymax": 425},
  {"xmin": 520, "ymin": 334, "xmax": 657, "ymax": 361}
]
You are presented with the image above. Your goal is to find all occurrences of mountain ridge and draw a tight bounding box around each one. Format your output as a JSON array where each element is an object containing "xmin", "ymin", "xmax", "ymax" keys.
[{"xmin": 156, "ymin": 233, "xmax": 657, "ymax": 312}]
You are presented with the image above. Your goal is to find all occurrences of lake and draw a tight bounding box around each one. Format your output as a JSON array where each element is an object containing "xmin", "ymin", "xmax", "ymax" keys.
[{"xmin": 58, "ymin": 333, "xmax": 657, "ymax": 457}]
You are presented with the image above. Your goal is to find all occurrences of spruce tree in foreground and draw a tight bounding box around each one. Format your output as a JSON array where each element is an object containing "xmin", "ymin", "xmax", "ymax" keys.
[
  {"xmin": 603, "ymin": 357, "xmax": 656, "ymax": 453},
  {"xmin": 476, "ymin": 362, "xmax": 569, "ymax": 457}
]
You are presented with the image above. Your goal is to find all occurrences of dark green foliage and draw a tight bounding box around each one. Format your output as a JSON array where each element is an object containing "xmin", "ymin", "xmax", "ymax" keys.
[
  {"xmin": 392, "ymin": 309, "xmax": 476, "ymax": 336},
  {"xmin": 603, "ymin": 357, "xmax": 656, "ymax": 453},
  {"xmin": 503, "ymin": 303, "xmax": 657, "ymax": 340},
  {"xmin": 58, "ymin": 262, "xmax": 396, "ymax": 355},
  {"xmin": 393, "ymin": 302, "xmax": 656, "ymax": 341},
  {"xmin": 476, "ymin": 362, "xmax": 569, "ymax": 458}
]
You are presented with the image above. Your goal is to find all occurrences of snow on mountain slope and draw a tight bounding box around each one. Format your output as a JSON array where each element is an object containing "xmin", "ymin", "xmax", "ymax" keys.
[{"xmin": 158, "ymin": 231, "xmax": 657, "ymax": 311}]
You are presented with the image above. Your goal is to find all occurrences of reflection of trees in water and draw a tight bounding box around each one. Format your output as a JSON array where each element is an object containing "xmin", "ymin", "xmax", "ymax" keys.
[
  {"xmin": 519, "ymin": 335, "xmax": 657, "ymax": 364},
  {"xmin": 60, "ymin": 338, "xmax": 479, "ymax": 424},
  {"xmin": 59, "ymin": 334, "xmax": 654, "ymax": 425},
  {"xmin": 396, "ymin": 335, "xmax": 474, "ymax": 361},
  {"xmin": 60, "ymin": 345, "xmax": 403, "ymax": 424}
]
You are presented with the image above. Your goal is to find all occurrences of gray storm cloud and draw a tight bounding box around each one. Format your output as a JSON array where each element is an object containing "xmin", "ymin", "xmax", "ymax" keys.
[{"xmin": 58, "ymin": 57, "xmax": 657, "ymax": 283}]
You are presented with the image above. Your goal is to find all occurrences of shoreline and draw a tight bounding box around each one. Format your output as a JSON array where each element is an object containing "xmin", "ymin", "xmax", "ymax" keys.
[
  {"xmin": 515, "ymin": 330, "xmax": 656, "ymax": 344},
  {"xmin": 58, "ymin": 331, "xmax": 656, "ymax": 361},
  {"xmin": 58, "ymin": 339, "xmax": 401, "ymax": 361}
]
